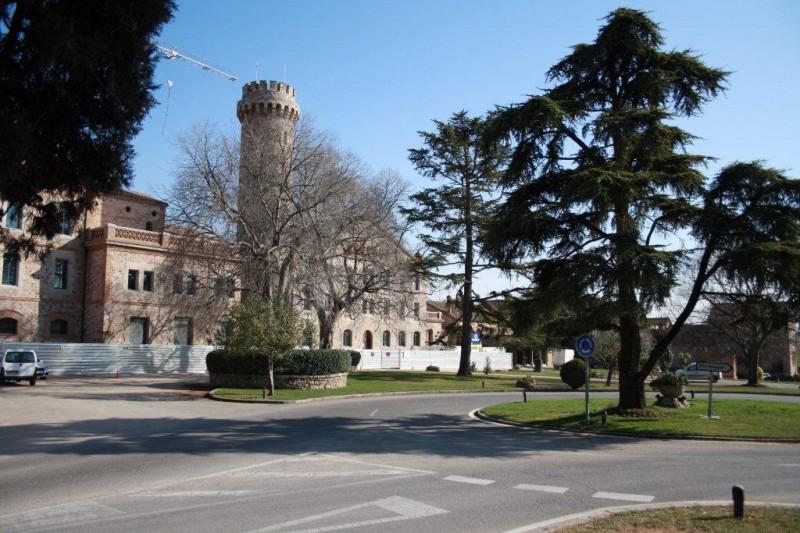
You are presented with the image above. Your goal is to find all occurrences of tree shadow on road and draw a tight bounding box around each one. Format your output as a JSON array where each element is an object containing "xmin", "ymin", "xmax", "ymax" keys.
[{"xmin": 0, "ymin": 410, "xmax": 636, "ymax": 460}]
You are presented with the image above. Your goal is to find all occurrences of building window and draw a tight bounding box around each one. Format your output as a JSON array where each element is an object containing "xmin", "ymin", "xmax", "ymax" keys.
[
  {"xmin": 4, "ymin": 203, "xmax": 22, "ymax": 229},
  {"xmin": 128, "ymin": 269, "xmax": 139, "ymax": 290},
  {"xmin": 362, "ymin": 300, "xmax": 369, "ymax": 314},
  {"xmin": 413, "ymin": 302, "xmax": 420, "ymax": 318},
  {"xmin": 382, "ymin": 330, "xmax": 391, "ymax": 347},
  {"xmin": 142, "ymin": 271, "xmax": 154, "ymax": 292},
  {"xmin": 398, "ymin": 331, "xmax": 406, "ymax": 347},
  {"xmin": 56, "ymin": 207, "xmax": 71, "ymax": 235},
  {"xmin": 383, "ymin": 300, "xmax": 391, "ymax": 316},
  {"xmin": 343, "ymin": 329, "xmax": 352, "ymax": 347},
  {"xmin": 0, "ymin": 317, "xmax": 18, "ymax": 335},
  {"xmin": 427, "ymin": 329, "xmax": 434, "ymax": 344},
  {"xmin": 369, "ymin": 300, "xmax": 375, "ymax": 314},
  {"xmin": 2, "ymin": 253, "xmax": 19, "ymax": 285},
  {"xmin": 303, "ymin": 298, "xmax": 312, "ymax": 311},
  {"xmin": 414, "ymin": 274, "xmax": 420, "ymax": 291},
  {"xmin": 183, "ymin": 274, "xmax": 195, "ymax": 295},
  {"xmin": 397, "ymin": 301, "xmax": 407, "ymax": 317},
  {"xmin": 129, "ymin": 317, "xmax": 149, "ymax": 344},
  {"xmin": 413, "ymin": 331, "xmax": 421, "ymax": 346},
  {"xmin": 50, "ymin": 319, "xmax": 68, "ymax": 336},
  {"xmin": 145, "ymin": 221, "xmax": 153, "ymax": 231},
  {"xmin": 173, "ymin": 317, "xmax": 192, "ymax": 345},
  {"xmin": 54, "ymin": 259, "xmax": 68, "ymax": 289},
  {"xmin": 214, "ymin": 277, "xmax": 235, "ymax": 298}
]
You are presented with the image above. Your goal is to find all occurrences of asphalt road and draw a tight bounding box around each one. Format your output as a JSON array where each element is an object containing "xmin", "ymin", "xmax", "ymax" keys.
[{"xmin": 0, "ymin": 376, "xmax": 798, "ymax": 532}]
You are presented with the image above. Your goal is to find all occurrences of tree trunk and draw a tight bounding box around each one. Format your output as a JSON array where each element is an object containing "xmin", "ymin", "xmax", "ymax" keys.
[
  {"xmin": 617, "ymin": 317, "xmax": 646, "ymax": 409},
  {"xmin": 458, "ymin": 179, "xmax": 474, "ymax": 377},
  {"xmin": 605, "ymin": 365, "xmax": 614, "ymax": 387},
  {"xmin": 268, "ymin": 361, "xmax": 275, "ymax": 396}
]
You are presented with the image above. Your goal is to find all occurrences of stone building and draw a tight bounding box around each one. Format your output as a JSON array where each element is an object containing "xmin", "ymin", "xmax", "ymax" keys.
[
  {"xmin": 1, "ymin": 79, "xmax": 442, "ymax": 349},
  {"xmin": 1, "ymin": 190, "xmax": 236, "ymax": 345}
]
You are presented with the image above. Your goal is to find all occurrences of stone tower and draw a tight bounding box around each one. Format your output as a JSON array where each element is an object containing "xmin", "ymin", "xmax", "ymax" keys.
[
  {"xmin": 236, "ymin": 80, "xmax": 301, "ymax": 215},
  {"xmin": 235, "ymin": 80, "xmax": 301, "ymax": 299}
]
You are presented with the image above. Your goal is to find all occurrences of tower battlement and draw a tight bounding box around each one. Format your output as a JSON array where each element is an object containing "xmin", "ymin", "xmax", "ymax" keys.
[{"xmin": 237, "ymin": 80, "xmax": 300, "ymax": 123}]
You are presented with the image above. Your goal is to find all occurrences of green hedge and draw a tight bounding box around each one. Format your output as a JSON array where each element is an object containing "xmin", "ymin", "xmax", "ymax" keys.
[
  {"xmin": 207, "ymin": 349, "xmax": 351, "ymax": 376},
  {"xmin": 276, "ymin": 349, "xmax": 351, "ymax": 375},
  {"xmin": 349, "ymin": 350, "xmax": 361, "ymax": 368},
  {"xmin": 206, "ymin": 350, "xmax": 267, "ymax": 375}
]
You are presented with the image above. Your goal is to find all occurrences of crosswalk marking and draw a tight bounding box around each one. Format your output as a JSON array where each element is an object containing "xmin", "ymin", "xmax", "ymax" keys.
[
  {"xmin": 444, "ymin": 475, "xmax": 495, "ymax": 486},
  {"xmin": 514, "ymin": 483, "xmax": 569, "ymax": 494},
  {"xmin": 592, "ymin": 491, "xmax": 654, "ymax": 503}
]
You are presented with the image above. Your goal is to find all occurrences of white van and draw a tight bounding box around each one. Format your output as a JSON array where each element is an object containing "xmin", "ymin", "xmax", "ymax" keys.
[
  {"xmin": 676, "ymin": 362, "xmax": 722, "ymax": 383},
  {"xmin": 0, "ymin": 349, "xmax": 39, "ymax": 386}
]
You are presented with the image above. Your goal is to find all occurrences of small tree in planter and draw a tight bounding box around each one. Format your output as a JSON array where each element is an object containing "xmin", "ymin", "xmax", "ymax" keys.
[{"xmin": 223, "ymin": 298, "xmax": 301, "ymax": 396}]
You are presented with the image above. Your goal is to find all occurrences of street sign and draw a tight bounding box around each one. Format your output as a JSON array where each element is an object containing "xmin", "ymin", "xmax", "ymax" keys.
[
  {"xmin": 697, "ymin": 361, "xmax": 732, "ymax": 373},
  {"xmin": 575, "ymin": 334, "xmax": 595, "ymax": 358}
]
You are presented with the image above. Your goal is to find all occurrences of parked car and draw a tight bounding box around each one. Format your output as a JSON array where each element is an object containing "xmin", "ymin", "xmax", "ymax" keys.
[
  {"xmin": 0, "ymin": 349, "xmax": 39, "ymax": 385},
  {"xmin": 765, "ymin": 373, "xmax": 794, "ymax": 382},
  {"xmin": 676, "ymin": 362, "xmax": 722, "ymax": 383},
  {"xmin": 36, "ymin": 359, "xmax": 49, "ymax": 379}
]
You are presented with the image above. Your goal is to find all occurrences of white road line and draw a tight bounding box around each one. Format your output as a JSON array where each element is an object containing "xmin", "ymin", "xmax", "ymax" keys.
[
  {"xmin": 444, "ymin": 475, "xmax": 495, "ymax": 486},
  {"xmin": 593, "ymin": 491, "xmax": 654, "ymax": 503},
  {"xmin": 369, "ymin": 409, "xmax": 379, "ymax": 416},
  {"xmin": 139, "ymin": 490, "xmax": 256, "ymax": 497},
  {"xmin": 778, "ymin": 464, "xmax": 800, "ymax": 467},
  {"xmin": 230, "ymin": 470, "xmax": 413, "ymax": 478},
  {"xmin": 514, "ymin": 483, "xmax": 569, "ymax": 494},
  {"xmin": 3, "ymin": 502, "xmax": 125, "ymax": 532},
  {"xmin": 249, "ymin": 495, "xmax": 448, "ymax": 532}
]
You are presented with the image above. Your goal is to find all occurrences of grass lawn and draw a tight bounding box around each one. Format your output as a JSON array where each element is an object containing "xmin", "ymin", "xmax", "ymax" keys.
[
  {"xmin": 556, "ymin": 505, "xmax": 800, "ymax": 532},
  {"xmin": 213, "ymin": 370, "xmax": 620, "ymax": 401},
  {"xmin": 481, "ymin": 398, "xmax": 800, "ymax": 440}
]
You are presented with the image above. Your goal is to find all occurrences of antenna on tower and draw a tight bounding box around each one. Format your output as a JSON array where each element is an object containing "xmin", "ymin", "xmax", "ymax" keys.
[
  {"xmin": 255, "ymin": 62, "xmax": 259, "ymax": 81},
  {"xmin": 154, "ymin": 43, "xmax": 238, "ymax": 82}
]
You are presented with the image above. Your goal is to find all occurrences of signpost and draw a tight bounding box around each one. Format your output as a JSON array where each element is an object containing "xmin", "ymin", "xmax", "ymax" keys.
[
  {"xmin": 576, "ymin": 335, "xmax": 595, "ymax": 423},
  {"xmin": 697, "ymin": 361, "xmax": 732, "ymax": 419}
]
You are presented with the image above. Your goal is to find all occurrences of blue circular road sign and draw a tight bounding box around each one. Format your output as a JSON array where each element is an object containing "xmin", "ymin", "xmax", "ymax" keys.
[{"xmin": 576, "ymin": 334, "xmax": 595, "ymax": 358}]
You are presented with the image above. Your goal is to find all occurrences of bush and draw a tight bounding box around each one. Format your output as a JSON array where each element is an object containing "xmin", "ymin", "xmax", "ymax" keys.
[
  {"xmin": 275, "ymin": 349, "xmax": 351, "ymax": 375},
  {"xmin": 426, "ymin": 365, "xmax": 440, "ymax": 372},
  {"xmin": 793, "ymin": 374, "xmax": 800, "ymax": 382},
  {"xmin": 516, "ymin": 376, "xmax": 536, "ymax": 389},
  {"xmin": 349, "ymin": 351, "xmax": 361, "ymax": 368},
  {"xmin": 206, "ymin": 350, "xmax": 268, "ymax": 375},
  {"xmin": 207, "ymin": 349, "xmax": 351, "ymax": 375},
  {"xmin": 559, "ymin": 359, "xmax": 586, "ymax": 389},
  {"xmin": 650, "ymin": 372, "xmax": 688, "ymax": 389}
]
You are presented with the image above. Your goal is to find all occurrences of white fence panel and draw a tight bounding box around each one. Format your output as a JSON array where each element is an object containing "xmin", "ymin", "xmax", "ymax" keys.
[
  {"xmin": 355, "ymin": 347, "xmax": 512, "ymax": 372},
  {"xmin": 0, "ymin": 342, "xmax": 215, "ymax": 376}
]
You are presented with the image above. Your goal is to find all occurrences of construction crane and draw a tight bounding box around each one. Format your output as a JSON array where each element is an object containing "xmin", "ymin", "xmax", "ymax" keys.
[{"xmin": 154, "ymin": 43, "xmax": 238, "ymax": 82}]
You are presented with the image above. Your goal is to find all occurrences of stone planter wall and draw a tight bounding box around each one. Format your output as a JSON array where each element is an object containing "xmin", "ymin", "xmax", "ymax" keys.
[{"xmin": 210, "ymin": 372, "xmax": 348, "ymax": 390}]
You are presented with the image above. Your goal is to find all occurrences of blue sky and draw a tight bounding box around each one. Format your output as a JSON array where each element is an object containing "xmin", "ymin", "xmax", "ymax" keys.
[{"xmin": 132, "ymin": 1, "xmax": 800, "ymax": 294}]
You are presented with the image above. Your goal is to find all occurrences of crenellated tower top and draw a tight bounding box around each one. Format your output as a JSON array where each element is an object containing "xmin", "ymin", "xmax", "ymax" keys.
[{"xmin": 236, "ymin": 80, "xmax": 300, "ymax": 123}]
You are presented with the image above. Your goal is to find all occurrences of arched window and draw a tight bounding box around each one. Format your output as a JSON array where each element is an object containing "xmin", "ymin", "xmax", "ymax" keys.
[
  {"xmin": 398, "ymin": 331, "xmax": 406, "ymax": 347},
  {"xmin": 382, "ymin": 330, "xmax": 391, "ymax": 347},
  {"xmin": 343, "ymin": 329, "xmax": 352, "ymax": 347},
  {"xmin": 50, "ymin": 319, "xmax": 68, "ymax": 336},
  {"xmin": 413, "ymin": 331, "xmax": 421, "ymax": 346},
  {"xmin": 0, "ymin": 317, "xmax": 18, "ymax": 335},
  {"xmin": 145, "ymin": 221, "xmax": 153, "ymax": 231},
  {"xmin": 363, "ymin": 330, "xmax": 373, "ymax": 349}
]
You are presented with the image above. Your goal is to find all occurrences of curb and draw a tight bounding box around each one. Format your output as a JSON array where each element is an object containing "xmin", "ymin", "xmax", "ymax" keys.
[
  {"xmin": 507, "ymin": 500, "xmax": 800, "ymax": 532},
  {"xmin": 207, "ymin": 388, "xmax": 518, "ymax": 404}
]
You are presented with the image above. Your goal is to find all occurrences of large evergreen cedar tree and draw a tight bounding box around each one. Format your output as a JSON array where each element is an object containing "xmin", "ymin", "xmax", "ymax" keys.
[
  {"xmin": 402, "ymin": 111, "xmax": 507, "ymax": 376},
  {"xmin": 0, "ymin": 0, "xmax": 175, "ymax": 256},
  {"xmin": 482, "ymin": 9, "xmax": 800, "ymax": 410}
]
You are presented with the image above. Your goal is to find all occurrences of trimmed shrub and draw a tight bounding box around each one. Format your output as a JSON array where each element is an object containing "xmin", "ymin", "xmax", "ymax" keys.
[
  {"xmin": 560, "ymin": 358, "xmax": 586, "ymax": 389},
  {"xmin": 206, "ymin": 350, "xmax": 268, "ymax": 375},
  {"xmin": 349, "ymin": 351, "xmax": 362, "ymax": 368},
  {"xmin": 426, "ymin": 365, "xmax": 440, "ymax": 372},
  {"xmin": 275, "ymin": 349, "xmax": 351, "ymax": 375}
]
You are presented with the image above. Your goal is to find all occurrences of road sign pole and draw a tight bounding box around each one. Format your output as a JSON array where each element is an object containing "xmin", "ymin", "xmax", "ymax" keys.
[
  {"xmin": 585, "ymin": 357, "xmax": 590, "ymax": 423},
  {"xmin": 708, "ymin": 372, "xmax": 714, "ymax": 418}
]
